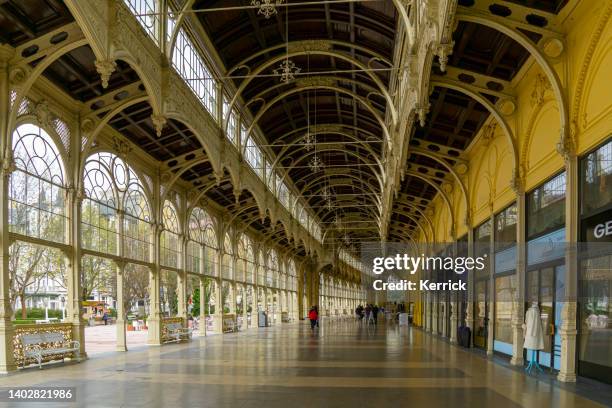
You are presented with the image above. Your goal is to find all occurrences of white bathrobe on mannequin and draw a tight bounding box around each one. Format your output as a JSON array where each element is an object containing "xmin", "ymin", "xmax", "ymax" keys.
[{"xmin": 523, "ymin": 303, "xmax": 545, "ymax": 350}]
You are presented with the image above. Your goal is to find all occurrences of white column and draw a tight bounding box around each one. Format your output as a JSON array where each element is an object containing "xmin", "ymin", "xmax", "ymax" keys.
[
  {"xmin": 199, "ymin": 276, "xmax": 206, "ymax": 336},
  {"xmin": 212, "ymin": 278, "xmax": 222, "ymax": 332},
  {"xmin": 242, "ymin": 284, "xmax": 248, "ymax": 329},
  {"xmin": 511, "ymin": 188, "xmax": 526, "ymax": 365},
  {"xmin": 558, "ymin": 152, "xmax": 578, "ymax": 382},
  {"xmin": 487, "ymin": 213, "xmax": 495, "ymax": 356},
  {"xmin": 147, "ymin": 222, "xmax": 163, "ymax": 345},
  {"xmin": 177, "ymin": 237, "xmax": 188, "ymax": 320},
  {"xmin": 116, "ymin": 261, "xmax": 127, "ymax": 352},
  {"xmin": 465, "ymin": 226, "xmax": 475, "ymax": 345},
  {"xmin": 66, "ymin": 183, "xmax": 87, "ymax": 359},
  {"xmin": 0, "ymin": 47, "xmax": 15, "ymax": 372}
]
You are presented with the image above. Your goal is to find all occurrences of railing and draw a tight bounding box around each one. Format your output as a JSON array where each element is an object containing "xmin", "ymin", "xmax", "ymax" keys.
[{"xmin": 13, "ymin": 323, "xmax": 73, "ymax": 367}]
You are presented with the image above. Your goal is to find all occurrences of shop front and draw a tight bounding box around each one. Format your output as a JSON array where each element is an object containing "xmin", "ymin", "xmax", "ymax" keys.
[
  {"xmin": 473, "ymin": 220, "xmax": 491, "ymax": 350},
  {"xmin": 457, "ymin": 235, "xmax": 468, "ymax": 328},
  {"xmin": 526, "ymin": 172, "xmax": 567, "ymax": 371},
  {"xmin": 493, "ymin": 204, "xmax": 517, "ymax": 357},
  {"xmin": 578, "ymin": 138, "xmax": 612, "ymax": 384}
]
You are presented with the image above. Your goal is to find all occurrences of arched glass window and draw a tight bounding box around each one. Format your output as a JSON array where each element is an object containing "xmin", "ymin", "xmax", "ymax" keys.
[
  {"xmin": 203, "ymin": 218, "xmax": 217, "ymax": 277},
  {"xmin": 83, "ymin": 152, "xmax": 151, "ymax": 263},
  {"xmin": 123, "ymin": 170, "xmax": 151, "ymax": 262},
  {"xmin": 267, "ymin": 250, "xmax": 278, "ymax": 288},
  {"xmin": 123, "ymin": 0, "xmax": 159, "ymax": 44},
  {"xmin": 246, "ymin": 243, "xmax": 255, "ymax": 284},
  {"xmin": 186, "ymin": 207, "xmax": 217, "ymax": 276},
  {"xmin": 10, "ymin": 124, "xmax": 66, "ymax": 243},
  {"xmin": 161, "ymin": 200, "xmax": 180, "ymax": 268},
  {"xmin": 257, "ymin": 251, "xmax": 265, "ymax": 286},
  {"xmin": 187, "ymin": 207, "xmax": 205, "ymax": 274},
  {"xmin": 288, "ymin": 260, "xmax": 296, "ymax": 292},
  {"xmin": 171, "ymin": 26, "xmax": 217, "ymax": 116},
  {"xmin": 222, "ymin": 232, "xmax": 233, "ymax": 280},
  {"xmin": 236, "ymin": 234, "xmax": 247, "ymax": 282},
  {"xmin": 82, "ymin": 153, "xmax": 120, "ymax": 255}
]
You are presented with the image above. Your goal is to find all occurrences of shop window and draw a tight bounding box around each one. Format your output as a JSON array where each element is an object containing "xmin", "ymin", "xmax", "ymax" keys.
[
  {"xmin": 582, "ymin": 139, "xmax": 612, "ymax": 215},
  {"xmin": 495, "ymin": 203, "xmax": 517, "ymax": 250},
  {"xmin": 527, "ymin": 172, "xmax": 566, "ymax": 239}
]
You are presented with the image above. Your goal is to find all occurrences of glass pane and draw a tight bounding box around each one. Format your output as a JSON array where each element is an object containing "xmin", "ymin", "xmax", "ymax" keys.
[
  {"xmin": 581, "ymin": 140, "xmax": 612, "ymax": 215},
  {"xmin": 579, "ymin": 254, "xmax": 612, "ymax": 369},
  {"xmin": 540, "ymin": 267, "xmax": 554, "ymax": 354}
]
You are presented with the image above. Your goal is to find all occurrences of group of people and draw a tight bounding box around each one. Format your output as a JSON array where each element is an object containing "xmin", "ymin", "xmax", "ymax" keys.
[{"xmin": 355, "ymin": 304, "xmax": 381, "ymax": 325}]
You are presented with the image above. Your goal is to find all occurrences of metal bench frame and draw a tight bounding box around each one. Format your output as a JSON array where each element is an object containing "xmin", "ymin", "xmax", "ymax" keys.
[
  {"xmin": 164, "ymin": 322, "xmax": 193, "ymax": 343},
  {"xmin": 20, "ymin": 332, "xmax": 80, "ymax": 369}
]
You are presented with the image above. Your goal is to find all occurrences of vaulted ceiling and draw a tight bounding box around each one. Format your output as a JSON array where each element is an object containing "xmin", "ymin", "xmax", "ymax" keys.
[
  {"xmin": 196, "ymin": 0, "xmax": 398, "ymax": 249},
  {"xmin": 0, "ymin": 0, "xmax": 572, "ymax": 258}
]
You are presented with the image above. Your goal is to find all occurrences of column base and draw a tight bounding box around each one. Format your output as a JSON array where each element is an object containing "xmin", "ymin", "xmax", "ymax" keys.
[
  {"xmin": 116, "ymin": 345, "xmax": 128, "ymax": 352},
  {"xmin": 486, "ymin": 350, "xmax": 494, "ymax": 357},
  {"xmin": 510, "ymin": 357, "xmax": 524, "ymax": 366},
  {"xmin": 557, "ymin": 372, "xmax": 577, "ymax": 382},
  {"xmin": 146, "ymin": 317, "xmax": 162, "ymax": 346}
]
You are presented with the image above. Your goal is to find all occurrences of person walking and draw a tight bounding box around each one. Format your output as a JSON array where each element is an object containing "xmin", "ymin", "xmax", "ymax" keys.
[
  {"xmin": 102, "ymin": 312, "xmax": 109, "ymax": 326},
  {"xmin": 372, "ymin": 305, "xmax": 379, "ymax": 325},
  {"xmin": 308, "ymin": 306, "xmax": 318, "ymax": 330},
  {"xmin": 365, "ymin": 304, "xmax": 374, "ymax": 325}
]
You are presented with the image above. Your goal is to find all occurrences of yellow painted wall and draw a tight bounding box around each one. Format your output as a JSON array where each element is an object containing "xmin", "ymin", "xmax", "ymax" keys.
[{"xmin": 419, "ymin": 0, "xmax": 612, "ymax": 245}]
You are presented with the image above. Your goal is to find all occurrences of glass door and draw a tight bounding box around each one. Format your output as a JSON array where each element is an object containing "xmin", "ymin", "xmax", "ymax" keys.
[
  {"xmin": 474, "ymin": 279, "xmax": 488, "ymax": 349},
  {"xmin": 526, "ymin": 266, "xmax": 564, "ymax": 370}
]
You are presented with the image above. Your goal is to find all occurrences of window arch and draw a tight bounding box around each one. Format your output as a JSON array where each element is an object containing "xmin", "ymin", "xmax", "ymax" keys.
[
  {"xmin": 288, "ymin": 260, "xmax": 297, "ymax": 292},
  {"xmin": 246, "ymin": 242, "xmax": 255, "ymax": 284},
  {"xmin": 170, "ymin": 23, "xmax": 217, "ymax": 116},
  {"xmin": 10, "ymin": 124, "xmax": 67, "ymax": 243},
  {"xmin": 267, "ymin": 250, "xmax": 278, "ymax": 288},
  {"xmin": 257, "ymin": 251, "xmax": 265, "ymax": 286},
  {"xmin": 123, "ymin": 0, "xmax": 159, "ymax": 44},
  {"xmin": 82, "ymin": 152, "xmax": 151, "ymax": 262},
  {"xmin": 222, "ymin": 232, "xmax": 233, "ymax": 280},
  {"xmin": 186, "ymin": 207, "xmax": 217, "ymax": 276},
  {"xmin": 123, "ymin": 182, "xmax": 151, "ymax": 262},
  {"xmin": 82, "ymin": 152, "xmax": 120, "ymax": 255},
  {"xmin": 161, "ymin": 200, "xmax": 180, "ymax": 268},
  {"xmin": 236, "ymin": 234, "xmax": 248, "ymax": 282}
]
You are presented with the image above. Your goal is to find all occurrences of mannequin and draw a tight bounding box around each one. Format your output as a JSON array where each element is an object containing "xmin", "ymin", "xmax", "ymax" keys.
[{"xmin": 523, "ymin": 302, "xmax": 545, "ymax": 374}]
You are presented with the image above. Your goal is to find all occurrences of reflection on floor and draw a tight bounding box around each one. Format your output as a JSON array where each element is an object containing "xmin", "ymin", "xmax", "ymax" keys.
[{"xmin": 2, "ymin": 319, "xmax": 610, "ymax": 407}]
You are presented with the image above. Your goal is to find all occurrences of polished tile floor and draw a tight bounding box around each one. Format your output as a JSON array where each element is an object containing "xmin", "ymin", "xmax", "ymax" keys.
[{"xmin": 1, "ymin": 319, "xmax": 610, "ymax": 407}]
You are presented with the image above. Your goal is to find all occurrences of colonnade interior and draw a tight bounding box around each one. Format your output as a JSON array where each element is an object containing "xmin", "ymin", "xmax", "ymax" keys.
[{"xmin": 0, "ymin": 0, "xmax": 611, "ymax": 407}]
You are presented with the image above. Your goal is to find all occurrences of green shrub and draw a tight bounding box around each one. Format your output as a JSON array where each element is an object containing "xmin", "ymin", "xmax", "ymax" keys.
[
  {"xmin": 13, "ymin": 319, "xmax": 37, "ymax": 325},
  {"xmin": 14, "ymin": 308, "xmax": 63, "ymax": 319}
]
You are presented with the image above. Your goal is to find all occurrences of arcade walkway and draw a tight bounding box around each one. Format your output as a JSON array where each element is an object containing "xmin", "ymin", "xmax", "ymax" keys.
[{"xmin": 1, "ymin": 320, "xmax": 609, "ymax": 408}]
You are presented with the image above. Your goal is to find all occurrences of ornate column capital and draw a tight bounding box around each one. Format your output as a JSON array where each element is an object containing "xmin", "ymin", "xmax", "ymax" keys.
[
  {"xmin": 435, "ymin": 41, "xmax": 454, "ymax": 72},
  {"xmin": 1, "ymin": 156, "xmax": 16, "ymax": 178},
  {"xmin": 95, "ymin": 59, "xmax": 117, "ymax": 89},
  {"xmin": 556, "ymin": 125, "xmax": 576, "ymax": 163},
  {"xmin": 510, "ymin": 168, "xmax": 524, "ymax": 195},
  {"xmin": 151, "ymin": 114, "xmax": 167, "ymax": 137}
]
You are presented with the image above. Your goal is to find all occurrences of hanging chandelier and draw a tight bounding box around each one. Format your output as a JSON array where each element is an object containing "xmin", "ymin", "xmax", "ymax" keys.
[
  {"xmin": 325, "ymin": 199, "xmax": 333, "ymax": 211},
  {"xmin": 309, "ymin": 154, "xmax": 323, "ymax": 172},
  {"xmin": 321, "ymin": 186, "xmax": 331, "ymax": 201},
  {"xmin": 274, "ymin": 59, "xmax": 300, "ymax": 83},
  {"xmin": 251, "ymin": 0, "xmax": 285, "ymax": 19},
  {"xmin": 342, "ymin": 231, "xmax": 352, "ymax": 246},
  {"xmin": 303, "ymin": 131, "xmax": 314, "ymax": 151}
]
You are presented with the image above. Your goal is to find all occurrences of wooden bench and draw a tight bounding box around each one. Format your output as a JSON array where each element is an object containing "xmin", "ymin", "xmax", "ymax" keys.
[
  {"xmin": 164, "ymin": 322, "xmax": 193, "ymax": 343},
  {"xmin": 20, "ymin": 332, "xmax": 80, "ymax": 369}
]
